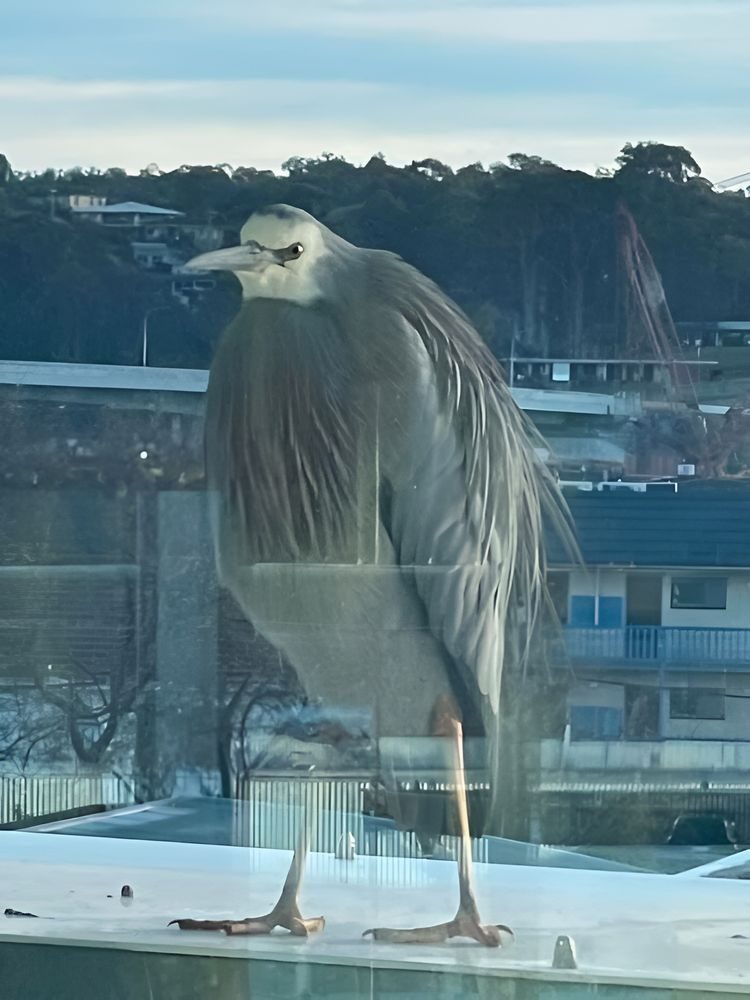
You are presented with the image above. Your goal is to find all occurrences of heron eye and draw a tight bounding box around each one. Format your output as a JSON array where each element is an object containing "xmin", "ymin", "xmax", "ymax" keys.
[{"xmin": 290, "ymin": 242, "xmax": 304, "ymax": 256}]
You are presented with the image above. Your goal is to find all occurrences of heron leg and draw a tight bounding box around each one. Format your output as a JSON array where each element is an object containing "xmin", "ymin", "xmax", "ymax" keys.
[
  {"xmin": 364, "ymin": 712, "xmax": 512, "ymax": 948},
  {"xmin": 170, "ymin": 832, "xmax": 325, "ymax": 937}
]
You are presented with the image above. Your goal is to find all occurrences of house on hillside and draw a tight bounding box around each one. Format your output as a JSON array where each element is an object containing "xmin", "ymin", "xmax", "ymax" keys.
[
  {"xmin": 65, "ymin": 194, "xmax": 107, "ymax": 211},
  {"xmin": 70, "ymin": 200, "xmax": 184, "ymax": 226},
  {"xmin": 70, "ymin": 199, "xmax": 221, "ymax": 300},
  {"xmin": 512, "ymin": 386, "xmax": 641, "ymax": 480},
  {"xmin": 68, "ymin": 199, "xmax": 223, "ymax": 249}
]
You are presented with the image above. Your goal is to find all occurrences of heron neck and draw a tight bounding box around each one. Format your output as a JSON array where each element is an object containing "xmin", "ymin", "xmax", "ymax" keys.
[{"xmin": 237, "ymin": 269, "xmax": 325, "ymax": 306}]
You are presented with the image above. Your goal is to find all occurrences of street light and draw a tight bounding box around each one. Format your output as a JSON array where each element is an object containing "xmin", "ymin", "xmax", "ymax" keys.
[{"xmin": 141, "ymin": 306, "xmax": 172, "ymax": 367}]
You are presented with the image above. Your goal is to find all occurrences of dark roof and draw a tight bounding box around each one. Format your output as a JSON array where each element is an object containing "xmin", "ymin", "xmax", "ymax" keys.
[{"xmin": 547, "ymin": 482, "xmax": 750, "ymax": 568}]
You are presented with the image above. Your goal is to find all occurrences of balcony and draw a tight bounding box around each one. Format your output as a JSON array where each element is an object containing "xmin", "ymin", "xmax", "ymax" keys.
[{"xmin": 559, "ymin": 625, "xmax": 750, "ymax": 669}]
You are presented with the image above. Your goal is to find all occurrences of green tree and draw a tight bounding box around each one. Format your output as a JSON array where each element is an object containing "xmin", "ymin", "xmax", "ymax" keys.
[{"xmin": 615, "ymin": 141, "xmax": 701, "ymax": 183}]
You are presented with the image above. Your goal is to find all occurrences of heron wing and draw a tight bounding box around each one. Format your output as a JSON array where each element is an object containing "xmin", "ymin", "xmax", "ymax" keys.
[{"xmin": 369, "ymin": 253, "xmax": 570, "ymax": 717}]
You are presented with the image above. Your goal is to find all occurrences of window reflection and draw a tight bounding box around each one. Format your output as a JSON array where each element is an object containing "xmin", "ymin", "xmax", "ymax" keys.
[{"xmin": 2, "ymin": 10, "xmax": 750, "ymax": 984}]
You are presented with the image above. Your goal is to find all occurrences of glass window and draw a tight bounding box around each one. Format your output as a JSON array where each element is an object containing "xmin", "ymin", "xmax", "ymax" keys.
[
  {"xmin": 570, "ymin": 704, "xmax": 623, "ymax": 740},
  {"xmin": 670, "ymin": 688, "xmax": 726, "ymax": 720},
  {"xmin": 670, "ymin": 576, "xmax": 728, "ymax": 610},
  {"xmin": 5, "ymin": 2, "xmax": 750, "ymax": 995}
]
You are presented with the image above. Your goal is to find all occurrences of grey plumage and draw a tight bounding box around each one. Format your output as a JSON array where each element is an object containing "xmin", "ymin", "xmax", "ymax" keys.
[{"xmin": 193, "ymin": 205, "xmax": 569, "ymax": 832}]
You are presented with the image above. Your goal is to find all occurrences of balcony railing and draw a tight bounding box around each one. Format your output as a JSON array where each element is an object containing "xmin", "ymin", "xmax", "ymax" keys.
[
  {"xmin": 538, "ymin": 738, "xmax": 750, "ymax": 773},
  {"xmin": 560, "ymin": 625, "xmax": 750, "ymax": 667}
]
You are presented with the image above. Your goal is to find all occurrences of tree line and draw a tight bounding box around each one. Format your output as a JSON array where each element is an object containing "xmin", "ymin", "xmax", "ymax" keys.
[{"xmin": 1, "ymin": 142, "xmax": 750, "ymax": 369}]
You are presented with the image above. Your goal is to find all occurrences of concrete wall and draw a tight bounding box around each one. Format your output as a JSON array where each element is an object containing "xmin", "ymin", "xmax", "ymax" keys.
[
  {"xmin": 568, "ymin": 568, "xmax": 627, "ymax": 626},
  {"xmin": 567, "ymin": 668, "xmax": 750, "ymax": 742},
  {"xmin": 569, "ymin": 569, "xmax": 627, "ymax": 603},
  {"xmin": 666, "ymin": 670, "xmax": 750, "ymax": 741},
  {"xmin": 539, "ymin": 736, "xmax": 750, "ymax": 772},
  {"xmin": 568, "ymin": 680, "xmax": 625, "ymax": 711}
]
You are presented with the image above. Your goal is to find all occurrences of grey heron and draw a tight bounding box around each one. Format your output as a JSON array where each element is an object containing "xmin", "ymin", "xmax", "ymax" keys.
[{"xmin": 172, "ymin": 204, "xmax": 567, "ymax": 946}]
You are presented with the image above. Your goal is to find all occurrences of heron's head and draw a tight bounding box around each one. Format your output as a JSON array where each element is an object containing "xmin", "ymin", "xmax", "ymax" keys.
[{"xmin": 184, "ymin": 204, "xmax": 332, "ymax": 303}]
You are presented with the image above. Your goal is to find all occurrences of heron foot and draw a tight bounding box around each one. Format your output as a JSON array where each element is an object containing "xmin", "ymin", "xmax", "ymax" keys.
[
  {"xmin": 366, "ymin": 706, "xmax": 513, "ymax": 947},
  {"xmin": 169, "ymin": 904, "xmax": 325, "ymax": 937},
  {"xmin": 170, "ymin": 838, "xmax": 323, "ymax": 937},
  {"xmin": 363, "ymin": 906, "xmax": 512, "ymax": 947}
]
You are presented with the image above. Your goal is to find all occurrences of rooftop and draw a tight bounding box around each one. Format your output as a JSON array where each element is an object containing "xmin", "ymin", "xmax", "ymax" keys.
[
  {"xmin": 0, "ymin": 360, "xmax": 207, "ymax": 393},
  {"xmin": 549, "ymin": 482, "xmax": 750, "ymax": 568},
  {"xmin": 0, "ymin": 361, "xmax": 637, "ymax": 417},
  {"xmin": 71, "ymin": 201, "xmax": 184, "ymax": 217},
  {"xmin": 512, "ymin": 386, "xmax": 639, "ymax": 416},
  {"xmin": 506, "ymin": 357, "xmax": 716, "ymax": 366}
]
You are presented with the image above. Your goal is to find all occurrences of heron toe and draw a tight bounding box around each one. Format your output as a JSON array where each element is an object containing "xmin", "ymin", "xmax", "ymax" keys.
[
  {"xmin": 364, "ymin": 910, "xmax": 512, "ymax": 948},
  {"xmin": 170, "ymin": 907, "xmax": 325, "ymax": 937},
  {"xmin": 169, "ymin": 842, "xmax": 324, "ymax": 937}
]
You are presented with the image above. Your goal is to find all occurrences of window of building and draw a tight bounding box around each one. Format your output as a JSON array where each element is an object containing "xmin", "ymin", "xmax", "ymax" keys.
[
  {"xmin": 670, "ymin": 576, "xmax": 727, "ymax": 610},
  {"xmin": 669, "ymin": 688, "xmax": 725, "ymax": 720},
  {"xmin": 569, "ymin": 705, "xmax": 623, "ymax": 740}
]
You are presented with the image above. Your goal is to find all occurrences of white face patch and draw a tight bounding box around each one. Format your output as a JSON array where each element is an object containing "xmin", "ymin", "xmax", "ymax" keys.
[{"xmin": 236, "ymin": 210, "xmax": 331, "ymax": 304}]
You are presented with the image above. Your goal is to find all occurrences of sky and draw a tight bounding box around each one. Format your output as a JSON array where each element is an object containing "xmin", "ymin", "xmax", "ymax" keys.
[{"xmin": 2, "ymin": 0, "xmax": 749, "ymax": 181}]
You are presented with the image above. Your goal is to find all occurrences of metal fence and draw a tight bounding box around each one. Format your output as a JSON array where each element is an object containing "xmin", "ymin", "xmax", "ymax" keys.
[
  {"xmin": 533, "ymin": 784, "xmax": 750, "ymax": 845},
  {"xmin": 233, "ymin": 772, "xmax": 490, "ymax": 873},
  {"xmin": 0, "ymin": 767, "xmax": 490, "ymax": 871},
  {"xmin": 564, "ymin": 625, "xmax": 750, "ymax": 666},
  {"xmin": 0, "ymin": 773, "xmax": 133, "ymax": 825},
  {"xmin": 234, "ymin": 774, "xmax": 367, "ymax": 853}
]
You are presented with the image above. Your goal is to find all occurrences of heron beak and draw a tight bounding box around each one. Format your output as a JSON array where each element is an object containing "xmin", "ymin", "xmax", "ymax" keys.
[{"xmin": 184, "ymin": 242, "xmax": 283, "ymax": 273}]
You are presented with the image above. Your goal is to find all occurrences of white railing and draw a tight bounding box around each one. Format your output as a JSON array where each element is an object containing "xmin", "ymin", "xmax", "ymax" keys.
[
  {"xmin": 563, "ymin": 626, "xmax": 750, "ymax": 665},
  {"xmin": 234, "ymin": 774, "xmax": 368, "ymax": 853},
  {"xmin": 0, "ymin": 773, "xmax": 133, "ymax": 825},
  {"xmin": 539, "ymin": 738, "xmax": 750, "ymax": 772},
  {"xmin": 234, "ymin": 773, "xmax": 490, "ymax": 870}
]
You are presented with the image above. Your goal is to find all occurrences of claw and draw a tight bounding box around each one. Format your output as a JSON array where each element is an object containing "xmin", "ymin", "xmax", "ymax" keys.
[
  {"xmin": 170, "ymin": 835, "xmax": 324, "ymax": 938},
  {"xmin": 168, "ymin": 918, "xmax": 232, "ymax": 932}
]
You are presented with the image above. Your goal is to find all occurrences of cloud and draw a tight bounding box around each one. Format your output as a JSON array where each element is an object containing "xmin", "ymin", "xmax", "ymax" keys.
[
  {"xmin": 3, "ymin": 74, "xmax": 750, "ymax": 183},
  {"xmin": 0, "ymin": 76, "xmax": 387, "ymax": 105},
  {"xmin": 162, "ymin": 0, "xmax": 749, "ymax": 45},
  {"xmin": 2, "ymin": 0, "xmax": 748, "ymax": 184}
]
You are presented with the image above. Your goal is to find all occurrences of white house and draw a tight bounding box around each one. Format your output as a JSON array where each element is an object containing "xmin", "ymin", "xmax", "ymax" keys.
[
  {"xmin": 547, "ymin": 482, "xmax": 750, "ymax": 744},
  {"xmin": 70, "ymin": 200, "xmax": 184, "ymax": 226}
]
